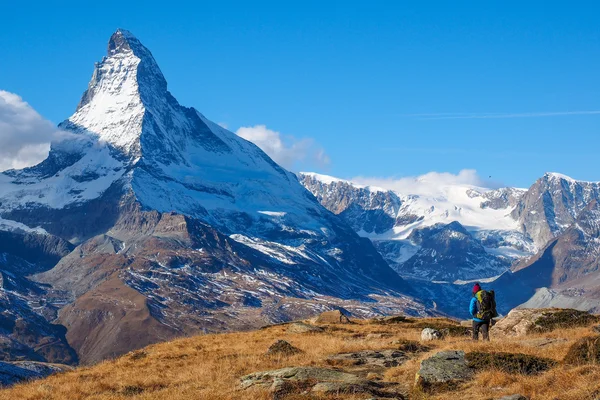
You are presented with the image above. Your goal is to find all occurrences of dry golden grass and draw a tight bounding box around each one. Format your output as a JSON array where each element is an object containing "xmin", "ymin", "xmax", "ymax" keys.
[{"xmin": 0, "ymin": 318, "xmax": 599, "ymax": 400}]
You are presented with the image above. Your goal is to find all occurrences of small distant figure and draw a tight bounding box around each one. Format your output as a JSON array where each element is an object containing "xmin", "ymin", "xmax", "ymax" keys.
[{"xmin": 470, "ymin": 282, "xmax": 497, "ymax": 341}]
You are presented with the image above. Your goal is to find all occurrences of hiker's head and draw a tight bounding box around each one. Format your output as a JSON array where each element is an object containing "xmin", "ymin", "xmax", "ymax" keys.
[{"xmin": 472, "ymin": 283, "xmax": 481, "ymax": 294}]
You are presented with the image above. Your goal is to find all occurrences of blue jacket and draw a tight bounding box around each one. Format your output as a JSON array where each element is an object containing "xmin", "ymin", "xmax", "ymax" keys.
[{"xmin": 470, "ymin": 296, "xmax": 485, "ymax": 322}]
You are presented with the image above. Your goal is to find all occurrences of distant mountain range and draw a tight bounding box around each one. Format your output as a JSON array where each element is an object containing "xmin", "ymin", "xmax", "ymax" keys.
[{"xmin": 299, "ymin": 171, "xmax": 600, "ymax": 316}]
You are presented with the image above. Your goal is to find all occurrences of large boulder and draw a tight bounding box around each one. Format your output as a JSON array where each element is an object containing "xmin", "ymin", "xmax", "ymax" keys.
[
  {"xmin": 415, "ymin": 350, "xmax": 474, "ymax": 392},
  {"xmin": 491, "ymin": 308, "xmax": 598, "ymax": 337},
  {"xmin": 315, "ymin": 310, "xmax": 351, "ymax": 324}
]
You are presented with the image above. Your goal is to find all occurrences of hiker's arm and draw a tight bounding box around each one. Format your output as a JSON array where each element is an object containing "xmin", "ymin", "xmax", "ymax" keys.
[{"xmin": 469, "ymin": 297, "xmax": 477, "ymax": 317}]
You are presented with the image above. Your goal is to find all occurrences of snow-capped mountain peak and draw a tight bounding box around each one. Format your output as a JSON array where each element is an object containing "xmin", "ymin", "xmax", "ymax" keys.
[{"xmin": 66, "ymin": 29, "xmax": 170, "ymax": 156}]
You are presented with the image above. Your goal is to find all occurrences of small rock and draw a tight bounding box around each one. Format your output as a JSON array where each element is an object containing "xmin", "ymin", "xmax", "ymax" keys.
[
  {"xmin": 266, "ymin": 340, "xmax": 303, "ymax": 356},
  {"xmin": 315, "ymin": 310, "xmax": 351, "ymax": 324},
  {"xmin": 498, "ymin": 395, "xmax": 528, "ymax": 400},
  {"xmin": 415, "ymin": 350, "xmax": 474, "ymax": 393},
  {"xmin": 286, "ymin": 322, "xmax": 325, "ymax": 334},
  {"xmin": 421, "ymin": 328, "xmax": 443, "ymax": 341},
  {"xmin": 592, "ymin": 325, "xmax": 600, "ymax": 334}
]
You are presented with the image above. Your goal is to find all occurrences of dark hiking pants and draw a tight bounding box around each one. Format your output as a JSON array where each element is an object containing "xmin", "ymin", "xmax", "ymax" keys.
[{"xmin": 472, "ymin": 319, "xmax": 490, "ymax": 341}]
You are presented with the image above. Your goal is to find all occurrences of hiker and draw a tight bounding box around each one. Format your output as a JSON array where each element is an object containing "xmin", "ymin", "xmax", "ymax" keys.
[{"xmin": 470, "ymin": 283, "xmax": 497, "ymax": 341}]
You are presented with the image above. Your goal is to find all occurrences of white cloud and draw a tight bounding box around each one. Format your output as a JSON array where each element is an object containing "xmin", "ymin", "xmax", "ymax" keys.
[
  {"xmin": 236, "ymin": 124, "xmax": 330, "ymax": 170},
  {"xmin": 0, "ymin": 91, "xmax": 58, "ymax": 171},
  {"xmin": 351, "ymin": 169, "xmax": 500, "ymax": 195}
]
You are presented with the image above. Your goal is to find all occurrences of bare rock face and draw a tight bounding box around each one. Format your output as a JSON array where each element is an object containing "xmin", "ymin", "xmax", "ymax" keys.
[
  {"xmin": 415, "ymin": 350, "xmax": 474, "ymax": 393},
  {"xmin": 511, "ymin": 173, "xmax": 600, "ymax": 248},
  {"xmin": 491, "ymin": 308, "xmax": 598, "ymax": 337},
  {"xmin": 315, "ymin": 310, "xmax": 351, "ymax": 324},
  {"xmin": 512, "ymin": 200, "xmax": 600, "ymax": 294}
]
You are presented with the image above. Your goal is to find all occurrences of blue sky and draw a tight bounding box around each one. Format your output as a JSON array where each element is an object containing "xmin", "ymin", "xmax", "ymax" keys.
[{"xmin": 1, "ymin": 1, "xmax": 599, "ymax": 188}]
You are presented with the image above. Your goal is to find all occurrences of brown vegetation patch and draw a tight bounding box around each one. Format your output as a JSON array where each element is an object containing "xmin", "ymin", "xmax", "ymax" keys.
[
  {"xmin": 534, "ymin": 309, "xmax": 599, "ymax": 332},
  {"xmin": 396, "ymin": 339, "xmax": 431, "ymax": 354},
  {"xmin": 564, "ymin": 336, "xmax": 600, "ymax": 366},
  {"xmin": 465, "ymin": 351, "xmax": 557, "ymax": 375}
]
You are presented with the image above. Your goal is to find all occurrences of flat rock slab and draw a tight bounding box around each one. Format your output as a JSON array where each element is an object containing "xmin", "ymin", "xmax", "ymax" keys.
[
  {"xmin": 498, "ymin": 395, "xmax": 528, "ymax": 400},
  {"xmin": 415, "ymin": 350, "xmax": 474, "ymax": 393},
  {"xmin": 327, "ymin": 350, "xmax": 408, "ymax": 371},
  {"xmin": 286, "ymin": 322, "xmax": 325, "ymax": 334},
  {"xmin": 241, "ymin": 366, "xmax": 366, "ymax": 389},
  {"xmin": 241, "ymin": 366, "xmax": 405, "ymax": 398}
]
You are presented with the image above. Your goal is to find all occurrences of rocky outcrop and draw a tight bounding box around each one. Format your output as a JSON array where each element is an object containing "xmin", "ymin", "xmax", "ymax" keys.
[
  {"xmin": 491, "ymin": 308, "xmax": 598, "ymax": 337},
  {"xmin": 240, "ymin": 366, "xmax": 404, "ymax": 397}
]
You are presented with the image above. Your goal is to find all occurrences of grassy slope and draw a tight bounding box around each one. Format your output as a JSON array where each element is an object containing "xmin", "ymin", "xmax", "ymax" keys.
[{"xmin": 1, "ymin": 317, "xmax": 599, "ymax": 400}]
